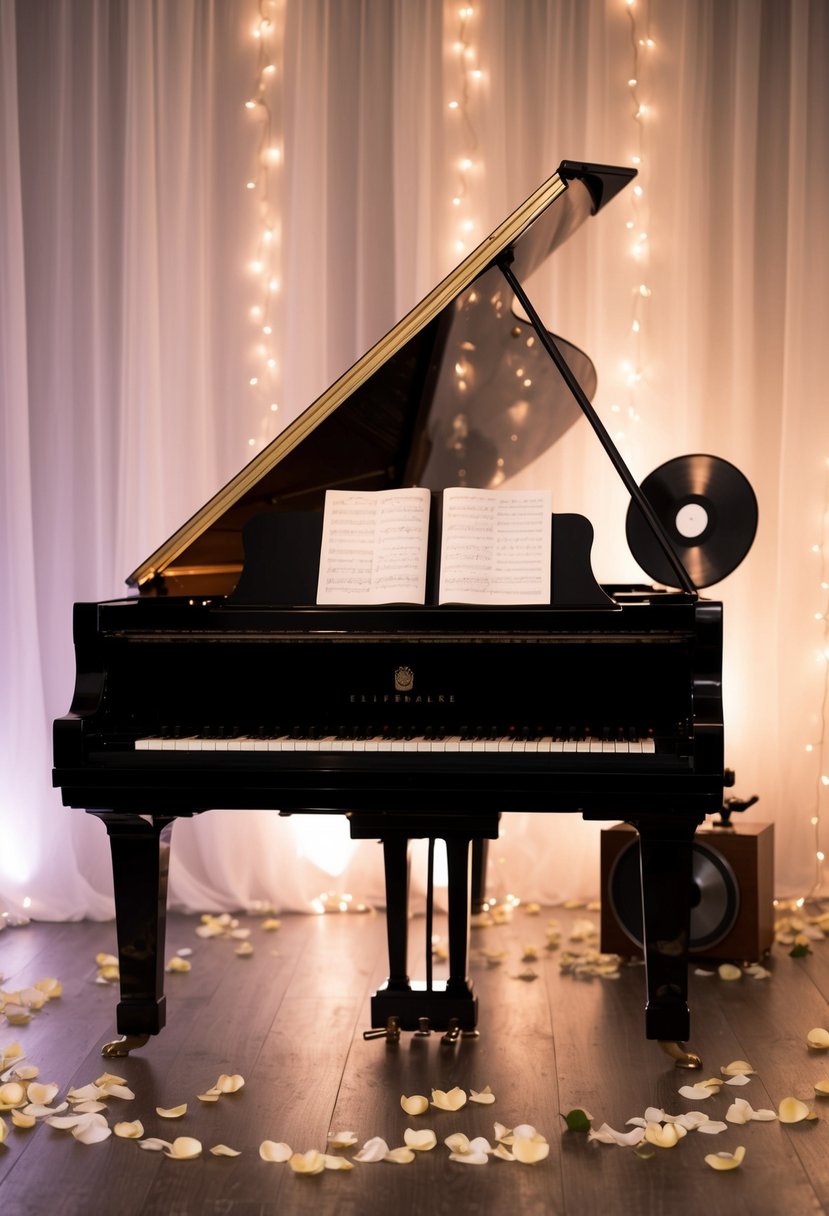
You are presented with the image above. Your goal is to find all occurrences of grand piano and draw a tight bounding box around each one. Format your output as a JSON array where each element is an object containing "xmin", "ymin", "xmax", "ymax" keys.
[{"xmin": 52, "ymin": 160, "xmax": 725, "ymax": 1064}]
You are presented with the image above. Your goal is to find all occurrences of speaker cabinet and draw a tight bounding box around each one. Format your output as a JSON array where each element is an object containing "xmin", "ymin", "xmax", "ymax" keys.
[{"xmin": 600, "ymin": 822, "xmax": 774, "ymax": 962}]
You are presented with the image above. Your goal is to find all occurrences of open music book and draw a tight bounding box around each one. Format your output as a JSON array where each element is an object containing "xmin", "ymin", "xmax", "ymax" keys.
[{"xmin": 316, "ymin": 486, "xmax": 552, "ymax": 605}]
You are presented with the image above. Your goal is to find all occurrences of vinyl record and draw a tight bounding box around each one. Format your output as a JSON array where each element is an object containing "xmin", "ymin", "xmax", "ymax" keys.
[
  {"xmin": 607, "ymin": 838, "xmax": 741, "ymax": 953},
  {"xmin": 625, "ymin": 454, "xmax": 758, "ymax": 589}
]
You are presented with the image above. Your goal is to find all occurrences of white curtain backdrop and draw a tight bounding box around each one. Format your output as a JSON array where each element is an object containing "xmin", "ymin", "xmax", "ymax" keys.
[{"xmin": 1, "ymin": 0, "xmax": 827, "ymax": 923}]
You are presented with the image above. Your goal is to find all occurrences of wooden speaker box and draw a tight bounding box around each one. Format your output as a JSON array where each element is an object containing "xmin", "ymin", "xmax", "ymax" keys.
[{"xmin": 600, "ymin": 821, "xmax": 775, "ymax": 962}]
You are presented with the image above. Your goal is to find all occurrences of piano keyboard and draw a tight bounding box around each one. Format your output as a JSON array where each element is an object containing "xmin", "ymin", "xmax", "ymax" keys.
[{"xmin": 134, "ymin": 735, "xmax": 657, "ymax": 755}]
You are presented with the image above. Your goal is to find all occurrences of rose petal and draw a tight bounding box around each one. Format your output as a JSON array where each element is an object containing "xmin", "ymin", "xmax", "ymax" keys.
[
  {"xmin": 779, "ymin": 1097, "xmax": 813, "ymax": 1123},
  {"xmin": 431, "ymin": 1086, "xmax": 467, "ymax": 1111},
  {"xmin": 807, "ymin": 1028, "xmax": 829, "ymax": 1049},
  {"xmin": 139, "ymin": 1137, "xmax": 173, "ymax": 1151},
  {"xmin": 289, "ymin": 1149, "xmax": 326, "ymax": 1174},
  {"xmin": 400, "ymin": 1094, "xmax": 429, "ymax": 1116},
  {"xmin": 492, "ymin": 1143, "xmax": 515, "ymax": 1160},
  {"xmin": 644, "ymin": 1122, "xmax": 684, "ymax": 1148},
  {"xmin": 156, "ymin": 1104, "xmax": 188, "ymax": 1118},
  {"xmin": 260, "ymin": 1140, "xmax": 292, "ymax": 1162},
  {"xmin": 12, "ymin": 1066, "xmax": 38, "ymax": 1081},
  {"xmin": 322, "ymin": 1154, "xmax": 353, "ymax": 1169},
  {"xmin": 697, "ymin": 1121, "xmax": 729, "ymax": 1134},
  {"xmin": 449, "ymin": 1150, "xmax": 489, "ymax": 1164},
  {"xmin": 404, "ymin": 1128, "xmax": 437, "ymax": 1151},
  {"xmin": 66, "ymin": 1089, "xmax": 100, "ymax": 1108},
  {"xmin": 725, "ymin": 1074, "xmax": 752, "ymax": 1086},
  {"xmin": 445, "ymin": 1132, "xmax": 471, "ymax": 1154},
  {"xmin": 385, "ymin": 1146, "xmax": 416, "ymax": 1163},
  {"xmin": 73, "ymin": 1119, "xmax": 112, "ymax": 1145},
  {"xmin": 717, "ymin": 964, "xmax": 742, "ymax": 981},
  {"xmin": 166, "ymin": 957, "xmax": 191, "ymax": 973},
  {"xmin": 327, "ymin": 1129, "xmax": 358, "ymax": 1147},
  {"xmin": 114, "ymin": 1121, "xmax": 145, "ymax": 1139},
  {"xmin": 215, "ymin": 1074, "xmax": 245, "ymax": 1094},
  {"xmin": 354, "ymin": 1136, "xmax": 390, "ymax": 1163},
  {"xmin": 95, "ymin": 1072, "xmax": 127, "ymax": 1087},
  {"xmin": 679, "ymin": 1083, "xmax": 718, "ymax": 1100},
  {"xmin": 0, "ymin": 1081, "xmax": 26, "ymax": 1109},
  {"xmin": 23, "ymin": 1102, "xmax": 68, "ymax": 1117},
  {"xmin": 814, "ymin": 1079, "xmax": 829, "ymax": 1096},
  {"xmin": 11, "ymin": 1109, "xmax": 36, "ymax": 1129},
  {"xmin": 674, "ymin": 1111, "xmax": 712, "ymax": 1130},
  {"xmin": 469, "ymin": 1086, "xmax": 496, "ymax": 1105},
  {"xmin": 725, "ymin": 1098, "xmax": 753, "ymax": 1124},
  {"xmin": 513, "ymin": 1134, "xmax": 550, "ymax": 1164},
  {"xmin": 210, "ymin": 1144, "xmax": 241, "ymax": 1156},
  {"xmin": 166, "ymin": 1136, "xmax": 202, "ymax": 1159},
  {"xmin": 705, "ymin": 1145, "xmax": 746, "ymax": 1170}
]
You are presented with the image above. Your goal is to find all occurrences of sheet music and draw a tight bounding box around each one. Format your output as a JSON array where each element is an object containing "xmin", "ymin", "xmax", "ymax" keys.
[
  {"xmin": 438, "ymin": 487, "xmax": 552, "ymax": 605},
  {"xmin": 316, "ymin": 487, "xmax": 431, "ymax": 605}
]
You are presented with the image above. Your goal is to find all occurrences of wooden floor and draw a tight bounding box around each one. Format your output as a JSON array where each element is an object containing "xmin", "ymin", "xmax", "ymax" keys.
[{"xmin": 2, "ymin": 902, "xmax": 829, "ymax": 1215}]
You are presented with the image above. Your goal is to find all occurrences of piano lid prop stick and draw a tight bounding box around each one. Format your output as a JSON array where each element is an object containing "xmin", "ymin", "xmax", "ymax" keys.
[{"xmin": 496, "ymin": 254, "xmax": 697, "ymax": 596}]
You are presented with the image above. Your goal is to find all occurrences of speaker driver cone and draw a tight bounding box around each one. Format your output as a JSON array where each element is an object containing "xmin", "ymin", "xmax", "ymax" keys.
[{"xmin": 607, "ymin": 839, "xmax": 741, "ymax": 953}]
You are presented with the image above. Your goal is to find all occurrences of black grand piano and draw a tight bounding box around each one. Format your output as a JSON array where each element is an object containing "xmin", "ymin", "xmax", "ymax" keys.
[{"xmin": 53, "ymin": 161, "xmax": 725, "ymax": 1064}]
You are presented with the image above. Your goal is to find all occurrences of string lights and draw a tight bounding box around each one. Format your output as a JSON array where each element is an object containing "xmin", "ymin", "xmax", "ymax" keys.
[
  {"xmin": 244, "ymin": 0, "xmax": 284, "ymax": 451},
  {"xmin": 447, "ymin": 5, "xmax": 485, "ymax": 261},
  {"xmin": 803, "ymin": 462, "xmax": 829, "ymax": 900},
  {"xmin": 609, "ymin": 0, "xmax": 656, "ymax": 447}
]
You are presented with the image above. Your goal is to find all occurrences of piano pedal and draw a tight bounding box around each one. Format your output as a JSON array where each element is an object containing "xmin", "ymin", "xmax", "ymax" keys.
[
  {"xmin": 658, "ymin": 1040, "xmax": 702, "ymax": 1070},
  {"xmin": 363, "ymin": 1016, "xmax": 401, "ymax": 1044},
  {"xmin": 413, "ymin": 1017, "xmax": 432, "ymax": 1037},
  {"xmin": 101, "ymin": 1033, "xmax": 150, "ymax": 1058}
]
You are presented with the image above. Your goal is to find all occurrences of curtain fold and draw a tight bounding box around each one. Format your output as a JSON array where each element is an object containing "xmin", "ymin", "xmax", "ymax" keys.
[{"xmin": 1, "ymin": 0, "xmax": 827, "ymax": 922}]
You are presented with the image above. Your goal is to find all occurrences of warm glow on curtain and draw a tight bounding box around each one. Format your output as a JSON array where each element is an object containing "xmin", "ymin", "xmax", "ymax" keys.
[{"xmin": 1, "ymin": 0, "xmax": 828, "ymax": 923}]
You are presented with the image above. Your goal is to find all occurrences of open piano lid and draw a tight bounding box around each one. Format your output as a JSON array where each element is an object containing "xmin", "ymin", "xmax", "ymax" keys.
[{"xmin": 128, "ymin": 161, "xmax": 635, "ymax": 595}]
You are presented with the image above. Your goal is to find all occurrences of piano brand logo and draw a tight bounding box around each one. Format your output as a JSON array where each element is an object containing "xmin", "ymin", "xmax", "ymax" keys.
[
  {"xmin": 394, "ymin": 666, "xmax": 414, "ymax": 692},
  {"xmin": 348, "ymin": 665, "xmax": 455, "ymax": 705}
]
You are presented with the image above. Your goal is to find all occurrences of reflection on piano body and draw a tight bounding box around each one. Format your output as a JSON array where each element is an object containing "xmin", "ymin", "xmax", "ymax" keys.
[{"xmin": 52, "ymin": 161, "xmax": 724, "ymax": 1058}]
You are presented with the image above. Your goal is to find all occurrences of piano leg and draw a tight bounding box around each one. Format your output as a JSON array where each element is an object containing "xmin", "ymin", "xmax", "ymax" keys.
[
  {"xmin": 381, "ymin": 835, "xmax": 411, "ymax": 994},
  {"xmin": 471, "ymin": 837, "xmax": 489, "ymax": 913},
  {"xmin": 445, "ymin": 835, "xmax": 474, "ymax": 1004},
  {"xmin": 92, "ymin": 812, "xmax": 175, "ymax": 1056},
  {"xmin": 630, "ymin": 813, "xmax": 704, "ymax": 1068}
]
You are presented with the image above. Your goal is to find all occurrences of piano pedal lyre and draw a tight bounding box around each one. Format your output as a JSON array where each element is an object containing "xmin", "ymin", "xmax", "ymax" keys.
[
  {"xmin": 101, "ymin": 1033, "xmax": 150, "ymax": 1058},
  {"xmin": 363, "ymin": 1016, "xmax": 401, "ymax": 1044},
  {"xmin": 658, "ymin": 1040, "xmax": 702, "ymax": 1070}
]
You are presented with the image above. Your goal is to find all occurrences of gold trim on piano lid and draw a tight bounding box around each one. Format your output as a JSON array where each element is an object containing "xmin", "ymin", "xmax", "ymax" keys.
[
  {"xmin": 164, "ymin": 564, "xmax": 243, "ymax": 577},
  {"xmin": 127, "ymin": 172, "xmax": 570, "ymax": 589}
]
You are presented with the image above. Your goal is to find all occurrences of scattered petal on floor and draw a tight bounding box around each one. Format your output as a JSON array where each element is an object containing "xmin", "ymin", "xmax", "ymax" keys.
[
  {"xmin": 259, "ymin": 1140, "xmax": 292, "ymax": 1162},
  {"xmin": 705, "ymin": 1146, "xmax": 746, "ymax": 1170}
]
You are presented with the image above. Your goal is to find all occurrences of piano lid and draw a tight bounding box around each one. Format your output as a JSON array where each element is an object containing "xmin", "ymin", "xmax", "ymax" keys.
[{"xmin": 128, "ymin": 160, "xmax": 635, "ymax": 594}]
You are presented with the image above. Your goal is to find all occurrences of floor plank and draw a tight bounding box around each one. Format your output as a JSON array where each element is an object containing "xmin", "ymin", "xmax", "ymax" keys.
[{"xmin": 3, "ymin": 906, "xmax": 829, "ymax": 1214}]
